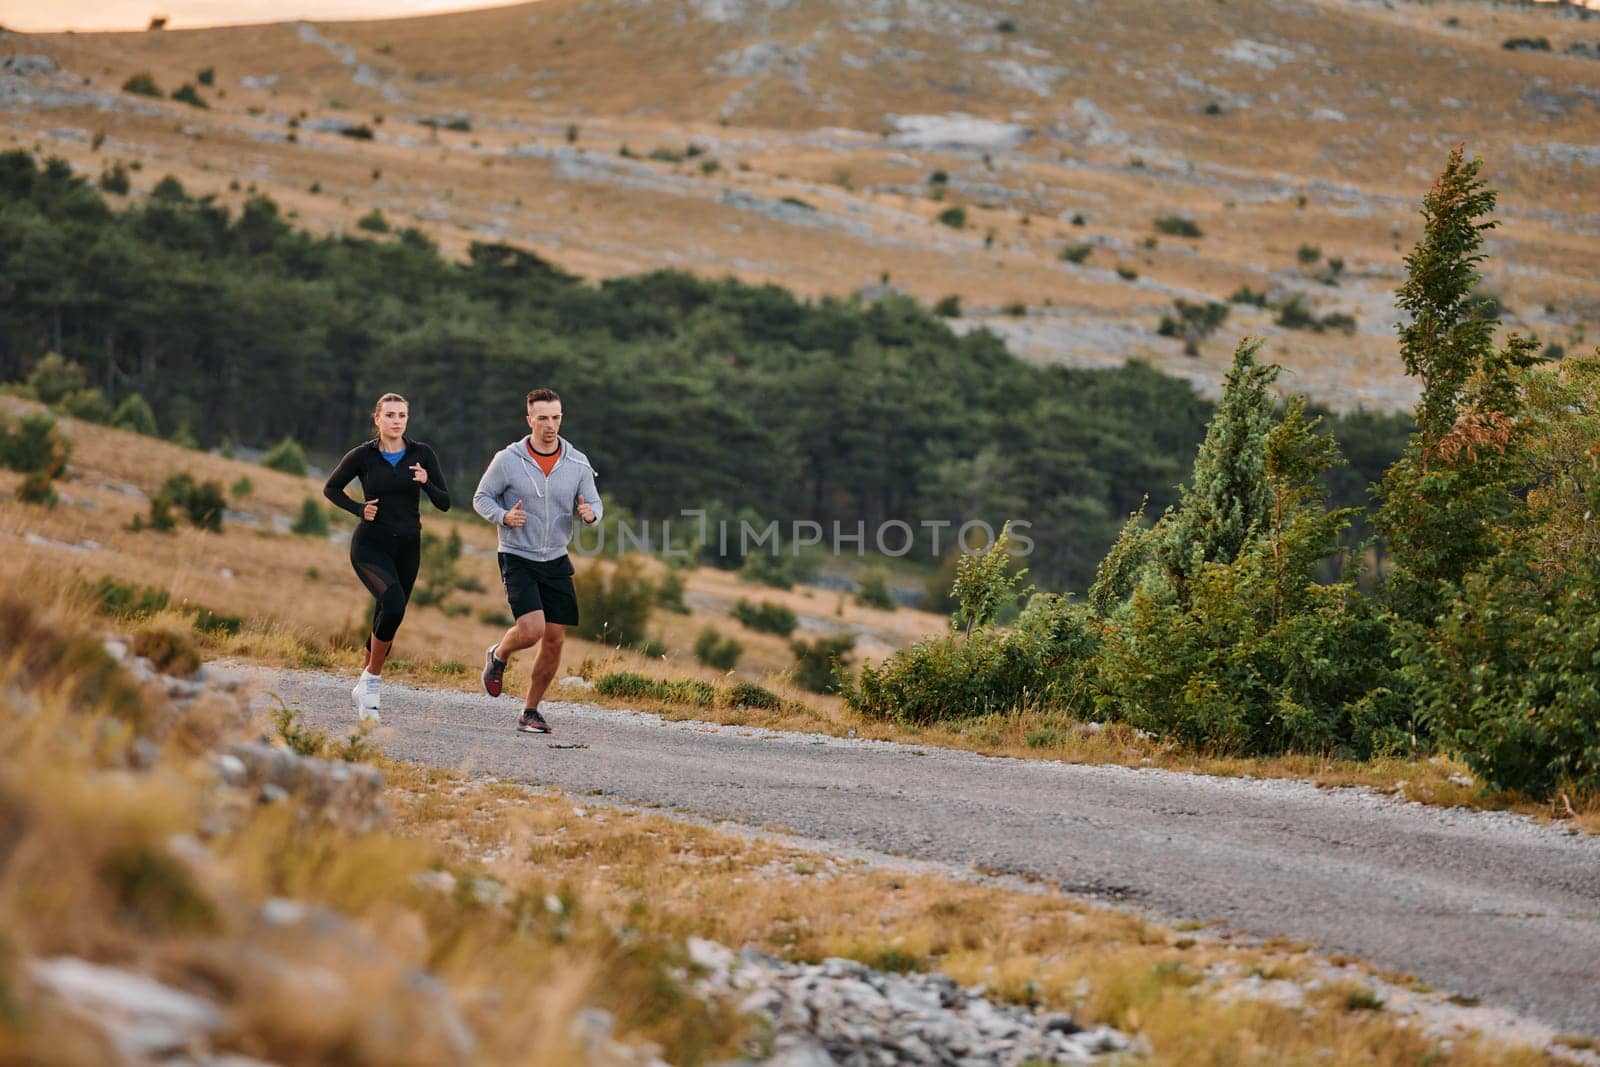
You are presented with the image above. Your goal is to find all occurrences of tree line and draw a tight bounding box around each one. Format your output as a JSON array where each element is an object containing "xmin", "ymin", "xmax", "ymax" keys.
[{"xmin": 0, "ymin": 151, "xmax": 1407, "ymax": 591}]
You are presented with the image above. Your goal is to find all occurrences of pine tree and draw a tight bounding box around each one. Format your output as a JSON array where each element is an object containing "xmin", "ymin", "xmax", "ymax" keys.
[
  {"xmin": 1376, "ymin": 147, "xmax": 1542, "ymax": 623},
  {"xmin": 1154, "ymin": 339, "xmax": 1277, "ymax": 599}
]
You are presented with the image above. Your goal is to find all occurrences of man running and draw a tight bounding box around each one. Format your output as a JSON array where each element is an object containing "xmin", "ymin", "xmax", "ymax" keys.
[{"xmin": 473, "ymin": 388, "xmax": 603, "ymax": 733}]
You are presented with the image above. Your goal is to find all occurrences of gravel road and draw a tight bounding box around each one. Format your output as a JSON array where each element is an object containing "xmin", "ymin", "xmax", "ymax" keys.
[{"xmin": 259, "ymin": 668, "xmax": 1600, "ymax": 1037}]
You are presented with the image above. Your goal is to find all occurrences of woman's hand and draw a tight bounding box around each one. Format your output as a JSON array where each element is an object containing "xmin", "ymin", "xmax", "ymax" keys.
[
  {"xmin": 410, "ymin": 462, "xmax": 428, "ymax": 485},
  {"xmin": 363, "ymin": 499, "xmax": 379, "ymax": 522}
]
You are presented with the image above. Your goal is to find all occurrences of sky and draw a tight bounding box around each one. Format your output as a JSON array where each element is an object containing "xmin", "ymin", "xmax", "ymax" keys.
[
  {"xmin": 2, "ymin": 0, "xmax": 536, "ymax": 33},
  {"xmin": 3, "ymin": 0, "xmax": 1594, "ymax": 33}
]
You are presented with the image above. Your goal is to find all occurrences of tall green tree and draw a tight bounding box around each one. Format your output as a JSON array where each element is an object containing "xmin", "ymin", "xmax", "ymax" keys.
[{"xmin": 1375, "ymin": 147, "xmax": 1542, "ymax": 623}]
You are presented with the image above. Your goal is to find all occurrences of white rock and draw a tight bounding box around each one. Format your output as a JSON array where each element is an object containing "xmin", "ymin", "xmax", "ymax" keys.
[
  {"xmin": 688, "ymin": 937, "xmax": 735, "ymax": 975},
  {"xmin": 411, "ymin": 869, "xmax": 458, "ymax": 895},
  {"xmin": 30, "ymin": 957, "xmax": 222, "ymax": 1058}
]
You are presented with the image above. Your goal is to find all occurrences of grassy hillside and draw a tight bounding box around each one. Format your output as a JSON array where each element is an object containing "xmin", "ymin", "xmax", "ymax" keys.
[{"xmin": 3, "ymin": 0, "xmax": 1596, "ymax": 409}]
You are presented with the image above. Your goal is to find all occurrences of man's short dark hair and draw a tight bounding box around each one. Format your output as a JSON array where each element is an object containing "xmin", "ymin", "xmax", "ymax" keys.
[{"xmin": 526, "ymin": 388, "xmax": 561, "ymax": 407}]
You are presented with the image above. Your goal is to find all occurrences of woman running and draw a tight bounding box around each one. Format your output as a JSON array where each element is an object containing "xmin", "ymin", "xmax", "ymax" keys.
[{"xmin": 323, "ymin": 393, "xmax": 451, "ymax": 721}]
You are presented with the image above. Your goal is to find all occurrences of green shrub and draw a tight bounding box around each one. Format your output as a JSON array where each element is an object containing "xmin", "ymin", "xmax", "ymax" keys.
[
  {"xmin": 1275, "ymin": 293, "xmax": 1318, "ymax": 331},
  {"xmin": 99, "ymin": 163, "xmax": 131, "ymax": 195},
  {"xmin": 356, "ymin": 208, "xmax": 389, "ymax": 233},
  {"xmin": 1296, "ymin": 244, "xmax": 1322, "ymax": 264},
  {"xmin": 261, "ymin": 437, "xmax": 308, "ymax": 475},
  {"xmin": 1092, "ymin": 344, "xmax": 1408, "ymax": 757},
  {"xmin": 230, "ymin": 475, "xmax": 253, "ymax": 499},
  {"xmin": 854, "ymin": 568, "xmax": 897, "ymax": 611},
  {"xmin": 936, "ymin": 206, "xmax": 967, "ymax": 229},
  {"xmin": 1228, "ymin": 286, "xmax": 1270, "ymax": 307},
  {"xmin": 739, "ymin": 551, "xmax": 797, "ymax": 589},
  {"xmin": 59, "ymin": 387, "xmax": 112, "ymax": 423},
  {"xmin": 850, "ymin": 594, "xmax": 1097, "ymax": 725},
  {"xmin": 121, "ymin": 72, "xmax": 163, "ymax": 98},
  {"xmin": 789, "ymin": 634, "xmax": 855, "ymax": 693},
  {"xmin": 928, "ymin": 169, "xmax": 949, "ymax": 186},
  {"xmin": 596, "ymin": 670, "xmax": 654, "ymax": 699},
  {"xmin": 1502, "ymin": 36, "xmax": 1551, "ymax": 51},
  {"xmin": 339, "ymin": 124, "xmax": 376, "ymax": 140},
  {"xmin": 1115, "ymin": 266, "xmax": 1139, "ymax": 281},
  {"xmin": 143, "ymin": 473, "xmax": 226, "ymax": 533},
  {"xmin": 169, "ymin": 422, "xmax": 199, "ymax": 450},
  {"xmin": 1059, "ymin": 244, "xmax": 1092, "ymax": 264},
  {"xmin": 111, "ymin": 393, "xmax": 158, "ymax": 435},
  {"xmin": 83, "ymin": 576, "xmax": 170, "ymax": 618},
  {"xmin": 0, "ymin": 412, "xmax": 71, "ymax": 475},
  {"xmin": 655, "ymin": 566, "xmax": 690, "ymax": 614},
  {"xmin": 27, "ymin": 352, "xmax": 87, "ymax": 405},
  {"xmin": 1403, "ymin": 554, "xmax": 1600, "ymax": 798},
  {"xmin": 1157, "ymin": 299, "xmax": 1230, "ymax": 357},
  {"xmin": 479, "ymin": 608, "xmax": 514, "ymax": 628},
  {"xmin": 290, "ymin": 496, "xmax": 330, "ymax": 536},
  {"xmin": 596, "ymin": 670, "xmax": 715, "ymax": 707},
  {"xmin": 733, "ymin": 598, "xmax": 796, "ymax": 637},
  {"xmin": 272, "ymin": 701, "xmax": 328, "ymax": 757},
  {"xmin": 170, "ymin": 83, "xmax": 208, "ymax": 109},
  {"xmin": 197, "ymin": 66, "xmax": 215, "ymax": 86},
  {"xmin": 190, "ymin": 606, "xmax": 242, "ymax": 636},
  {"xmin": 693, "ymin": 626, "xmax": 743, "ymax": 670},
  {"xmin": 951, "ymin": 524, "xmax": 1029, "ymax": 637},
  {"xmin": 933, "ymin": 295, "xmax": 961, "ymax": 318},
  {"xmin": 576, "ymin": 557, "xmax": 654, "ymax": 648},
  {"xmin": 1154, "ymin": 216, "xmax": 1203, "ymax": 238},
  {"xmin": 726, "ymin": 680, "xmax": 781, "ymax": 710}
]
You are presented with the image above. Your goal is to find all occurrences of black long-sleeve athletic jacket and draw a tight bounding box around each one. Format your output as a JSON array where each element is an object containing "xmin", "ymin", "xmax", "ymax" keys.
[{"xmin": 323, "ymin": 439, "xmax": 451, "ymax": 537}]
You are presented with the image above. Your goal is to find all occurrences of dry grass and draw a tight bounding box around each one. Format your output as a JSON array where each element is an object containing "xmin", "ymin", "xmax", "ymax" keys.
[{"xmin": 379, "ymin": 761, "xmax": 1558, "ymax": 1066}]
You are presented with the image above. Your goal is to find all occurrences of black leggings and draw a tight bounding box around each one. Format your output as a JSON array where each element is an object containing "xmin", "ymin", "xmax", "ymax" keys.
[{"xmin": 349, "ymin": 525, "xmax": 421, "ymax": 643}]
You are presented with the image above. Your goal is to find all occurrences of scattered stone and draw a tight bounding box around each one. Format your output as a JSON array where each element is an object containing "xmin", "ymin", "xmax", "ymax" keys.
[
  {"xmin": 30, "ymin": 956, "xmax": 222, "ymax": 1061},
  {"xmin": 701, "ymin": 945, "xmax": 1132, "ymax": 1065},
  {"xmin": 226, "ymin": 740, "xmax": 388, "ymax": 831},
  {"xmin": 887, "ymin": 113, "xmax": 1032, "ymax": 152},
  {"xmin": 559, "ymin": 675, "xmax": 596, "ymax": 690},
  {"xmin": 2, "ymin": 53, "xmax": 58, "ymax": 77}
]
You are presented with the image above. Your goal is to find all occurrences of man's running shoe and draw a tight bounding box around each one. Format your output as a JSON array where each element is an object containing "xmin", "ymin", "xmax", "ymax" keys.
[
  {"xmin": 516, "ymin": 706, "xmax": 551, "ymax": 734},
  {"xmin": 352, "ymin": 673, "xmax": 381, "ymax": 723},
  {"xmin": 482, "ymin": 645, "xmax": 506, "ymax": 698}
]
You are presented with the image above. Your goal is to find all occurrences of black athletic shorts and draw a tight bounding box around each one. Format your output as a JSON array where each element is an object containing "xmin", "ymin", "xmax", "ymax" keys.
[{"xmin": 499, "ymin": 552, "xmax": 579, "ymax": 626}]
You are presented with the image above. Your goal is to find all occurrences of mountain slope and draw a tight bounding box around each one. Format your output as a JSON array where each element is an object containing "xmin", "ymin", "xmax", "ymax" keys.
[{"xmin": 3, "ymin": 0, "xmax": 1598, "ymax": 409}]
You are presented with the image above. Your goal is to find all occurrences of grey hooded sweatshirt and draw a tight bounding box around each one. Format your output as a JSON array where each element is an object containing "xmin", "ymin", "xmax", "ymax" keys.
[{"xmin": 472, "ymin": 436, "xmax": 603, "ymax": 562}]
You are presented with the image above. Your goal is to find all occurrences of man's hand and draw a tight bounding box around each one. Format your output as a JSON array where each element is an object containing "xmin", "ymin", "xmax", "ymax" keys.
[
  {"xmin": 363, "ymin": 498, "xmax": 379, "ymax": 522},
  {"xmin": 576, "ymin": 495, "xmax": 596, "ymax": 524},
  {"xmin": 410, "ymin": 462, "xmax": 428, "ymax": 484},
  {"xmin": 504, "ymin": 500, "xmax": 527, "ymax": 528}
]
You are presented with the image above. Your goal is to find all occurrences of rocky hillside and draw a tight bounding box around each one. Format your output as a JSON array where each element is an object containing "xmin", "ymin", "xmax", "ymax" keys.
[{"xmin": 3, "ymin": 0, "xmax": 1598, "ymax": 409}]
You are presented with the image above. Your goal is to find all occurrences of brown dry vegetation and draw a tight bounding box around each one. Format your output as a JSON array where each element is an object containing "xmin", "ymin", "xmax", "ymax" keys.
[{"xmin": 4, "ymin": 0, "xmax": 1598, "ymax": 409}]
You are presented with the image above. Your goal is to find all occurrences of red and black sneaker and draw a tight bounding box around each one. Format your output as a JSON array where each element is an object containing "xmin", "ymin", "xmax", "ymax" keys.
[
  {"xmin": 516, "ymin": 706, "xmax": 551, "ymax": 734},
  {"xmin": 482, "ymin": 644, "xmax": 507, "ymax": 698}
]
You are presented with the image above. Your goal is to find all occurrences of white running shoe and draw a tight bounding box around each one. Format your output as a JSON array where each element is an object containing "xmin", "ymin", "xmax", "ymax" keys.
[{"xmin": 352, "ymin": 672, "xmax": 381, "ymax": 722}]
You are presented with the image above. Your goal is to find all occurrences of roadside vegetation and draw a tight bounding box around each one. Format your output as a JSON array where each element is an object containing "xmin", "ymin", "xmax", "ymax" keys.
[{"xmin": 0, "ymin": 583, "xmax": 1555, "ymax": 1065}]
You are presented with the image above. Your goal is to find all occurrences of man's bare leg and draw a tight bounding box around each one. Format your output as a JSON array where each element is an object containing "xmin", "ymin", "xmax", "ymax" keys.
[
  {"xmin": 496, "ymin": 610, "xmax": 546, "ymax": 663},
  {"xmin": 523, "ymin": 623, "xmax": 566, "ymax": 710}
]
